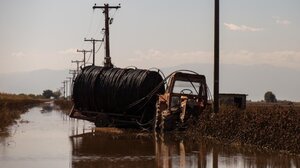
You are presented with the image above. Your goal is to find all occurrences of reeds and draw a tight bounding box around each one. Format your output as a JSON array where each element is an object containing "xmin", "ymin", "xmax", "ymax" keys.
[
  {"xmin": 53, "ymin": 99, "xmax": 73, "ymax": 113},
  {"xmin": 0, "ymin": 93, "xmax": 43, "ymax": 130}
]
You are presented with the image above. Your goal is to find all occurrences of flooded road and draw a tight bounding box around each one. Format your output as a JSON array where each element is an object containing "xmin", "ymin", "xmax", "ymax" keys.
[{"xmin": 0, "ymin": 103, "xmax": 299, "ymax": 168}]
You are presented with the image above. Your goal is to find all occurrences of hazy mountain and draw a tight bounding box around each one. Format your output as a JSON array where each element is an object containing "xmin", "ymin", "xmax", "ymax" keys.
[
  {"xmin": 0, "ymin": 64, "xmax": 299, "ymax": 101},
  {"xmin": 0, "ymin": 69, "xmax": 69, "ymax": 95}
]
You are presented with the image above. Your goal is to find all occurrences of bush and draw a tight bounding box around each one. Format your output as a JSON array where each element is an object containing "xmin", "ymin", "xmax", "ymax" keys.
[
  {"xmin": 264, "ymin": 91, "xmax": 277, "ymax": 103},
  {"xmin": 0, "ymin": 93, "xmax": 43, "ymax": 130}
]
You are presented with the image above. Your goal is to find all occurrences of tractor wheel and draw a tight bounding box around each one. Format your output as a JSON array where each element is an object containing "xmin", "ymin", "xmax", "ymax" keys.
[{"xmin": 160, "ymin": 114, "xmax": 177, "ymax": 132}]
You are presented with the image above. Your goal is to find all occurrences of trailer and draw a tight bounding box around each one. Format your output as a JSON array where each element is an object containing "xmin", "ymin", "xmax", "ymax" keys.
[{"xmin": 69, "ymin": 67, "xmax": 208, "ymax": 132}]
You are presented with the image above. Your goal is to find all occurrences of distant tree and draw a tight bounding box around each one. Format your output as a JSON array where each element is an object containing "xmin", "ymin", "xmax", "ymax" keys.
[
  {"xmin": 53, "ymin": 90, "xmax": 61, "ymax": 99},
  {"xmin": 42, "ymin": 90, "xmax": 54, "ymax": 99},
  {"xmin": 28, "ymin": 94, "xmax": 36, "ymax": 98},
  {"xmin": 264, "ymin": 91, "xmax": 277, "ymax": 103}
]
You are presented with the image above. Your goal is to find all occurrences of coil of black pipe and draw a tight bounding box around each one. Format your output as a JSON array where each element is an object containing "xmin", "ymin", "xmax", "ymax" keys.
[{"xmin": 72, "ymin": 66, "xmax": 165, "ymax": 125}]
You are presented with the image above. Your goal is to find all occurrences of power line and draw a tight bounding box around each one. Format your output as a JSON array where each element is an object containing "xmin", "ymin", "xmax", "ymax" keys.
[
  {"xmin": 86, "ymin": 51, "xmax": 93, "ymax": 64},
  {"xmin": 77, "ymin": 49, "xmax": 92, "ymax": 67},
  {"xmin": 69, "ymin": 69, "xmax": 77, "ymax": 83},
  {"xmin": 84, "ymin": 38, "xmax": 104, "ymax": 66},
  {"xmin": 95, "ymin": 36, "xmax": 104, "ymax": 54},
  {"xmin": 81, "ymin": 10, "xmax": 96, "ymax": 49},
  {"xmin": 71, "ymin": 60, "xmax": 84, "ymax": 74}
]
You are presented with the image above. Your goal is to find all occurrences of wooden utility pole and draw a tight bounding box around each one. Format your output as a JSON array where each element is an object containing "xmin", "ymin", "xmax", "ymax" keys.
[
  {"xmin": 214, "ymin": 0, "xmax": 220, "ymax": 113},
  {"xmin": 69, "ymin": 69, "xmax": 77, "ymax": 83},
  {"xmin": 77, "ymin": 49, "xmax": 92, "ymax": 67},
  {"xmin": 93, "ymin": 3, "xmax": 121, "ymax": 68},
  {"xmin": 65, "ymin": 80, "xmax": 68, "ymax": 99},
  {"xmin": 69, "ymin": 70, "xmax": 77, "ymax": 92},
  {"xmin": 84, "ymin": 38, "xmax": 103, "ymax": 66},
  {"xmin": 67, "ymin": 77, "xmax": 72, "ymax": 99},
  {"xmin": 60, "ymin": 87, "xmax": 64, "ymax": 98},
  {"xmin": 69, "ymin": 69, "xmax": 77, "ymax": 76},
  {"xmin": 62, "ymin": 81, "xmax": 66, "ymax": 99},
  {"xmin": 71, "ymin": 60, "xmax": 84, "ymax": 74}
]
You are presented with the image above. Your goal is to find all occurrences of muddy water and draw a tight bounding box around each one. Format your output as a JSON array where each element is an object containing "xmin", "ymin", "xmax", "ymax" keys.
[{"xmin": 0, "ymin": 103, "xmax": 299, "ymax": 168}]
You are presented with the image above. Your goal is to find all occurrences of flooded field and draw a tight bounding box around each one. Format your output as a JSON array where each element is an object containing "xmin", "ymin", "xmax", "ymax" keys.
[{"xmin": 0, "ymin": 103, "xmax": 299, "ymax": 168}]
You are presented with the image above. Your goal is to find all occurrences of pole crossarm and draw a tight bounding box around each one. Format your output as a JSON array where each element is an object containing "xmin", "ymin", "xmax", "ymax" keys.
[
  {"xmin": 69, "ymin": 69, "xmax": 77, "ymax": 75},
  {"xmin": 92, "ymin": 3, "xmax": 121, "ymax": 68},
  {"xmin": 71, "ymin": 60, "xmax": 84, "ymax": 73},
  {"xmin": 69, "ymin": 70, "xmax": 77, "ymax": 85},
  {"xmin": 77, "ymin": 49, "xmax": 92, "ymax": 67},
  {"xmin": 92, "ymin": 4, "xmax": 121, "ymax": 10},
  {"xmin": 83, "ymin": 38, "xmax": 103, "ymax": 66}
]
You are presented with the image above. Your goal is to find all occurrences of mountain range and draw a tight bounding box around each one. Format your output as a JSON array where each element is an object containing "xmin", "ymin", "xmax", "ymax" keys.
[
  {"xmin": 0, "ymin": 69, "xmax": 69, "ymax": 95},
  {"xmin": 0, "ymin": 64, "xmax": 299, "ymax": 101}
]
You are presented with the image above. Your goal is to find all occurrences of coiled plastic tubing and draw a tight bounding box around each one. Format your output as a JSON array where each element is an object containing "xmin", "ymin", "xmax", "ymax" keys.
[{"xmin": 72, "ymin": 66, "xmax": 165, "ymax": 123}]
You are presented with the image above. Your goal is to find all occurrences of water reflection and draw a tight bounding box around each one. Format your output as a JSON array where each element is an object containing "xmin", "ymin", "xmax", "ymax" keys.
[
  {"xmin": 70, "ymin": 130, "xmax": 300, "ymax": 168},
  {"xmin": 40, "ymin": 102, "xmax": 54, "ymax": 113},
  {"xmin": 1, "ymin": 104, "xmax": 299, "ymax": 168}
]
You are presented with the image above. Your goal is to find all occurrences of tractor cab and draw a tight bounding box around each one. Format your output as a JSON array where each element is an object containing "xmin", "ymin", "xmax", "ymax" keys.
[{"xmin": 155, "ymin": 72, "xmax": 208, "ymax": 132}]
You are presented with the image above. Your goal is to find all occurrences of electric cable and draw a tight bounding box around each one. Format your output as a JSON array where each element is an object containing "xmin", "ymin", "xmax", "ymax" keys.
[{"xmin": 72, "ymin": 66, "xmax": 165, "ymax": 122}]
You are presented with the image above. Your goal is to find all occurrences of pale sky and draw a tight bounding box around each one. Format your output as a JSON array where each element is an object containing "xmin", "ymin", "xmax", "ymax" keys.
[{"xmin": 0, "ymin": 0, "xmax": 299, "ymax": 73}]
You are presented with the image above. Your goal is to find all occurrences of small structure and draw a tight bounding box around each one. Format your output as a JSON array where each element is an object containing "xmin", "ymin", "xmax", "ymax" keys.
[{"xmin": 219, "ymin": 93, "xmax": 247, "ymax": 109}]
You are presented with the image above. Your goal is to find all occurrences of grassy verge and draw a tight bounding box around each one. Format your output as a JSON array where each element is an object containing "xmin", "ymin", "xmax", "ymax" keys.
[
  {"xmin": 188, "ymin": 103, "xmax": 300, "ymax": 154},
  {"xmin": 0, "ymin": 93, "xmax": 44, "ymax": 131},
  {"xmin": 53, "ymin": 99, "xmax": 73, "ymax": 113}
]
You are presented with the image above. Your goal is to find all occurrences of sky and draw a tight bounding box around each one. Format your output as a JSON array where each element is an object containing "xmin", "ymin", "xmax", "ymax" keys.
[
  {"xmin": 0, "ymin": 0, "xmax": 299, "ymax": 73},
  {"xmin": 0, "ymin": 0, "xmax": 299, "ymax": 100}
]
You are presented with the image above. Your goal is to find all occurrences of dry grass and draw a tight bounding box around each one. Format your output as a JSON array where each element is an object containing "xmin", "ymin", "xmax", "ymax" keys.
[
  {"xmin": 0, "ymin": 93, "xmax": 43, "ymax": 130},
  {"xmin": 188, "ymin": 103, "xmax": 300, "ymax": 154},
  {"xmin": 54, "ymin": 99, "xmax": 73, "ymax": 113}
]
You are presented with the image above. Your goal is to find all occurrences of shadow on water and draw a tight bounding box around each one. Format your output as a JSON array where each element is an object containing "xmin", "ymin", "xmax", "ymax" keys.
[{"xmin": 70, "ymin": 130, "xmax": 300, "ymax": 168}]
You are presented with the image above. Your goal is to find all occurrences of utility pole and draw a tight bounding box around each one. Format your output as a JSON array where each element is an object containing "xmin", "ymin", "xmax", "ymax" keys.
[
  {"xmin": 84, "ymin": 38, "xmax": 103, "ymax": 66},
  {"xmin": 62, "ymin": 81, "xmax": 66, "ymax": 99},
  {"xmin": 69, "ymin": 70, "xmax": 77, "ymax": 96},
  {"xmin": 65, "ymin": 80, "xmax": 68, "ymax": 99},
  {"xmin": 77, "ymin": 49, "xmax": 92, "ymax": 67},
  {"xmin": 60, "ymin": 87, "xmax": 64, "ymax": 99},
  {"xmin": 71, "ymin": 60, "xmax": 84, "ymax": 74},
  {"xmin": 69, "ymin": 69, "xmax": 77, "ymax": 84},
  {"xmin": 67, "ymin": 77, "xmax": 72, "ymax": 100},
  {"xmin": 69, "ymin": 69, "xmax": 77, "ymax": 77},
  {"xmin": 214, "ymin": 0, "xmax": 220, "ymax": 113},
  {"xmin": 93, "ymin": 3, "xmax": 121, "ymax": 68}
]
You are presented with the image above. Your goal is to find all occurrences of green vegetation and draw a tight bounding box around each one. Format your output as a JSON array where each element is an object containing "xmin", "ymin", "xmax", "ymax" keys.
[
  {"xmin": 0, "ymin": 93, "xmax": 44, "ymax": 131},
  {"xmin": 189, "ymin": 103, "xmax": 300, "ymax": 154}
]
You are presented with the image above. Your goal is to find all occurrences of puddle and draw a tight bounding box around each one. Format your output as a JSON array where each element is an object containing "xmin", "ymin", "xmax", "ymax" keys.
[{"xmin": 0, "ymin": 103, "xmax": 299, "ymax": 168}]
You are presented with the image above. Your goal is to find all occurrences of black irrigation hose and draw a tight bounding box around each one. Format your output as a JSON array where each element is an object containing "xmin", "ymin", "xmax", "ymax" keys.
[{"xmin": 72, "ymin": 66, "xmax": 165, "ymax": 122}]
